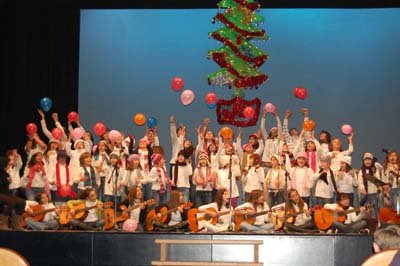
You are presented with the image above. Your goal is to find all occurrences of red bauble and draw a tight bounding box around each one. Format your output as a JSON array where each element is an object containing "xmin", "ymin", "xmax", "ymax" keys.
[{"xmin": 294, "ymin": 87, "xmax": 308, "ymax": 100}]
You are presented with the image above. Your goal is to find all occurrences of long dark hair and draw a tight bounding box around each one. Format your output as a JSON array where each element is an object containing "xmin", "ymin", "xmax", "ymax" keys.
[
  {"xmin": 168, "ymin": 189, "xmax": 182, "ymax": 209},
  {"xmin": 248, "ymin": 190, "xmax": 264, "ymax": 210},
  {"xmin": 27, "ymin": 152, "xmax": 43, "ymax": 168},
  {"xmin": 215, "ymin": 188, "xmax": 228, "ymax": 211},
  {"xmin": 287, "ymin": 189, "xmax": 305, "ymax": 213},
  {"xmin": 319, "ymin": 130, "xmax": 331, "ymax": 144},
  {"xmin": 128, "ymin": 186, "xmax": 143, "ymax": 205}
]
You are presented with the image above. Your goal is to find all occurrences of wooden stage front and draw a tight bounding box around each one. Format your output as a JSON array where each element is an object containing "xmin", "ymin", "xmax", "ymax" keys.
[{"xmin": 0, "ymin": 231, "xmax": 373, "ymax": 266}]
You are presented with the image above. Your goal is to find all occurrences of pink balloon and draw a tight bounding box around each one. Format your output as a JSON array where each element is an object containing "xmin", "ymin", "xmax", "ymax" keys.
[
  {"xmin": 205, "ymin": 92, "xmax": 217, "ymax": 105},
  {"xmin": 180, "ymin": 89, "xmax": 195, "ymax": 106},
  {"xmin": 341, "ymin": 124, "xmax": 353, "ymax": 135},
  {"xmin": 108, "ymin": 130, "xmax": 122, "ymax": 142},
  {"xmin": 72, "ymin": 127, "xmax": 84, "ymax": 140},
  {"xmin": 263, "ymin": 103, "xmax": 276, "ymax": 113},
  {"xmin": 243, "ymin": 106, "xmax": 255, "ymax": 118},
  {"xmin": 122, "ymin": 219, "xmax": 138, "ymax": 232},
  {"xmin": 171, "ymin": 77, "xmax": 185, "ymax": 92}
]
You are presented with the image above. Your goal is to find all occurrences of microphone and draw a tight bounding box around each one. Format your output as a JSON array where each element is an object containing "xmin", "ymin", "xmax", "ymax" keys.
[
  {"xmin": 382, "ymin": 148, "xmax": 390, "ymax": 155},
  {"xmin": 228, "ymin": 154, "xmax": 233, "ymax": 180}
]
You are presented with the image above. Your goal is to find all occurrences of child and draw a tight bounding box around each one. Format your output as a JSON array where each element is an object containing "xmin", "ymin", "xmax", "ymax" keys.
[
  {"xmin": 67, "ymin": 138, "xmax": 88, "ymax": 187},
  {"xmin": 383, "ymin": 151, "xmax": 400, "ymax": 209},
  {"xmin": 24, "ymin": 192, "xmax": 59, "ymax": 230},
  {"xmin": 236, "ymin": 190, "xmax": 274, "ymax": 233},
  {"xmin": 285, "ymin": 151, "xmax": 314, "ymax": 205},
  {"xmin": 164, "ymin": 190, "xmax": 189, "ymax": 231},
  {"xmin": 323, "ymin": 193, "xmax": 368, "ymax": 233},
  {"xmin": 215, "ymin": 155, "xmax": 241, "ymax": 208},
  {"xmin": 23, "ymin": 152, "xmax": 50, "ymax": 201},
  {"xmin": 327, "ymin": 133, "xmax": 354, "ymax": 172},
  {"xmin": 148, "ymin": 153, "xmax": 172, "ymax": 206},
  {"xmin": 314, "ymin": 156, "xmax": 337, "ymax": 205},
  {"xmin": 119, "ymin": 186, "xmax": 149, "ymax": 232},
  {"xmin": 76, "ymin": 152, "xmax": 99, "ymax": 193},
  {"xmin": 335, "ymin": 156, "xmax": 357, "ymax": 206},
  {"xmin": 48, "ymin": 150, "xmax": 76, "ymax": 203},
  {"xmin": 132, "ymin": 138, "xmax": 154, "ymax": 200},
  {"xmin": 242, "ymin": 154, "xmax": 264, "ymax": 202},
  {"xmin": 103, "ymin": 152, "xmax": 125, "ymax": 204},
  {"xmin": 318, "ymin": 130, "xmax": 331, "ymax": 158},
  {"xmin": 198, "ymin": 188, "xmax": 232, "ymax": 232},
  {"xmin": 260, "ymin": 110, "xmax": 282, "ymax": 169},
  {"xmin": 169, "ymin": 116, "xmax": 186, "ymax": 175},
  {"xmin": 5, "ymin": 149, "xmax": 23, "ymax": 196},
  {"xmin": 67, "ymin": 188, "xmax": 104, "ymax": 230},
  {"xmin": 264, "ymin": 155, "xmax": 286, "ymax": 206},
  {"xmin": 358, "ymin": 152, "xmax": 382, "ymax": 218},
  {"xmin": 171, "ymin": 151, "xmax": 193, "ymax": 202},
  {"xmin": 92, "ymin": 140, "xmax": 111, "ymax": 201},
  {"xmin": 122, "ymin": 154, "xmax": 146, "ymax": 189},
  {"xmin": 193, "ymin": 152, "xmax": 214, "ymax": 207}
]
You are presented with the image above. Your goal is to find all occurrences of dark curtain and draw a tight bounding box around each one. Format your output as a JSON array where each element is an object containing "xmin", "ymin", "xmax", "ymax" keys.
[{"xmin": 0, "ymin": 0, "xmax": 80, "ymax": 154}]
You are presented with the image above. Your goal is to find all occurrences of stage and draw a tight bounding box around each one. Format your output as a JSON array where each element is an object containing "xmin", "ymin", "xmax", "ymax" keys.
[{"xmin": 0, "ymin": 231, "xmax": 373, "ymax": 266}]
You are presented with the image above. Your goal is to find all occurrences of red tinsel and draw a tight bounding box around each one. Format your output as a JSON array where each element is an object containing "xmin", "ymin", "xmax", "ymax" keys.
[
  {"xmin": 216, "ymin": 96, "xmax": 261, "ymax": 127},
  {"xmin": 212, "ymin": 52, "xmax": 268, "ymax": 88},
  {"xmin": 232, "ymin": 0, "xmax": 261, "ymax": 12},
  {"xmin": 215, "ymin": 13, "xmax": 265, "ymax": 38},
  {"xmin": 211, "ymin": 32, "xmax": 267, "ymax": 68}
]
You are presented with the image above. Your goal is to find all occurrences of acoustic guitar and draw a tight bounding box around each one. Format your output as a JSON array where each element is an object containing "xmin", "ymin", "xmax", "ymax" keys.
[
  {"xmin": 20, "ymin": 205, "xmax": 68, "ymax": 228},
  {"xmin": 187, "ymin": 207, "xmax": 246, "ymax": 232},
  {"xmin": 269, "ymin": 206, "xmax": 318, "ymax": 231},
  {"xmin": 145, "ymin": 202, "xmax": 193, "ymax": 231},
  {"xmin": 314, "ymin": 204, "xmax": 373, "ymax": 230},
  {"xmin": 103, "ymin": 199, "xmax": 155, "ymax": 230},
  {"xmin": 59, "ymin": 201, "xmax": 107, "ymax": 225}
]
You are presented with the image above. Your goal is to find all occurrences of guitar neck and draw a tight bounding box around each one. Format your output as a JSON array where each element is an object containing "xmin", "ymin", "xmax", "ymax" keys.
[
  {"xmin": 248, "ymin": 210, "xmax": 271, "ymax": 218},
  {"xmin": 129, "ymin": 200, "xmax": 151, "ymax": 211},
  {"xmin": 32, "ymin": 208, "xmax": 56, "ymax": 216}
]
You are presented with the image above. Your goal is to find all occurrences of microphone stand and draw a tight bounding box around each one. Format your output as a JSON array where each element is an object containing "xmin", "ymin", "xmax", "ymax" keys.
[
  {"xmin": 282, "ymin": 166, "xmax": 291, "ymax": 231},
  {"xmin": 228, "ymin": 154, "xmax": 234, "ymax": 232},
  {"xmin": 113, "ymin": 165, "xmax": 119, "ymax": 231}
]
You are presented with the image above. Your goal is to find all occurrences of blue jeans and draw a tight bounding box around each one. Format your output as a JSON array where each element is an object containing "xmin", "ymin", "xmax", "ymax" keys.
[
  {"xmin": 195, "ymin": 191, "xmax": 213, "ymax": 207},
  {"xmin": 315, "ymin": 197, "xmax": 333, "ymax": 206},
  {"xmin": 332, "ymin": 220, "xmax": 368, "ymax": 233},
  {"xmin": 103, "ymin": 195, "xmax": 121, "ymax": 205},
  {"xmin": 391, "ymin": 188, "xmax": 400, "ymax": 210},
  {"xmin": 152, "ymin": 190, "xmax": 169, "ymax": 207},
  {"xmin": 25, "ymin": 218, "xmax": 58, "ymax": 231},
  {"xmin": 362, "ymin": 193, "xmax": 378, "ymax": 219},
  {"xmin": 142, "ymin": 183, "xmax": 153, "ymax": 201},
  {"xmin": 25, "ymin": 188, "xmax": 44, "ymax": 201},
  {"xmin": 240, "ymin": 222, "xmax": 274, "ymax": 233},
  {"xmin": 178, "ymin": 187, "xmax": 190, "ymax": 202}
]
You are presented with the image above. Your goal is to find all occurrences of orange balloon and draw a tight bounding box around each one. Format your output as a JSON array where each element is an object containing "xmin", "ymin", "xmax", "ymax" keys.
[
  {"xmin": 134, "ymin": 113, "xmax": 146, "ymax": 126},
  {"xmin": 219, "ymin": 126, "xmax": 233, "ymax": 139},
  {"xmin": 303, "ymin": 120, "xmax": 315, "ymax": 131}
]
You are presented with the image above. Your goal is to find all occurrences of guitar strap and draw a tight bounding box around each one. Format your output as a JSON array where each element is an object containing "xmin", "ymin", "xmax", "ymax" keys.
[{"xmin": 329, "ymin": 170, "xmax": 338, "ymax": 193}]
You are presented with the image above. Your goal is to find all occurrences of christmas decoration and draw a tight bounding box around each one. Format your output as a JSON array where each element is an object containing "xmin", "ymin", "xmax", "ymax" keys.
[{"xmin": 216, "ymin": 96, "xmax": 261, "ymax": 127}]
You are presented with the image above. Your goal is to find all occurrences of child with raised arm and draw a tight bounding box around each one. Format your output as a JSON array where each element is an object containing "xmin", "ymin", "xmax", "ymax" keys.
[
  {"xmin": 5, "ymin": 149, "xmax": 23, "ymax": 196},
  {"xmin": 169, "ymin": 115, "xmax": 185, "ymax": 175},
  {"xmin": 264, "ymin": 155, "xmax": 286, "ymax": 206},
  {"xmin": 335, "ymin": 156, "xmax": 358, "ymax": 206},
  {"xmin": 242, "ymin": 154, "xmax": 264, "ymax": 202},
  {"xmin": 260, "ymin": 109, "xmax": 282, "ymax": 169},
  {"xmin": 328, "ymin": 133, "xmax": 354, "ymax": 172}
]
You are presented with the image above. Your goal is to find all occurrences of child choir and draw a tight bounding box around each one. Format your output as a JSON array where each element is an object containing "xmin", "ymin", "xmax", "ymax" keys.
[{"xmin": 0, "ymin": 107, "xmax": 398, "ymax": 234}]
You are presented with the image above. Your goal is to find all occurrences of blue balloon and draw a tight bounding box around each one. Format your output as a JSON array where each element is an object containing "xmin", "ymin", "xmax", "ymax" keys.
[
  {"xmin": 207, "ymin": 102, "xmax": 217, "ymax": 109},
  {"xmin": 146, "ymin": 116, "xmax": 157, "ymax": 128},
  {"xmin": 40, "ymin": 97, "xmax": 52, "ymax": 112}
]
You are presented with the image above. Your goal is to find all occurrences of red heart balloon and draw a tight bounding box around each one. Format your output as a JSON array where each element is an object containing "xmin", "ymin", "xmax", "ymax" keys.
[{"xmin": 294, "ymin": 87, "xmax": 308, "ymax": 100}]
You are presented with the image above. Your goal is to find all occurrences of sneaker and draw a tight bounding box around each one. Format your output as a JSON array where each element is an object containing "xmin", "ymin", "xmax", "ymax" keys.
[
  {"xmin": 326, "ymin": 229, "xmax": 333, "ymax": 234},
  {"xmin": 359, "ymin": 229, "xmax": 370, "ymax": 234}
]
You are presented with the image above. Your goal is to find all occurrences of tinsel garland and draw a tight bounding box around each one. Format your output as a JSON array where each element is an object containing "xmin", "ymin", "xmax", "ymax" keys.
[{"xmin": 216, "ymin": 96, "xmax": 261, "ymax": 127}]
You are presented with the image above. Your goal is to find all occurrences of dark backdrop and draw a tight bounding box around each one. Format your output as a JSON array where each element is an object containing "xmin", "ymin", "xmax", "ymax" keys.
[{"xmin": 1, "ymin": 0, "xmax": 399, "ymax": 155}]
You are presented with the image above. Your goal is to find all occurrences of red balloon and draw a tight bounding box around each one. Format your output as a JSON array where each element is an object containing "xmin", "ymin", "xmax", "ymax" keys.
[
  {"xmin": 294, "ymin": 87, "xmax": 308, "ymax": 100},
  {"xmin": 171, "ymin": 77, "xmax": 185, "ymax": 92},
  {"xmin": 243, "ymin": 106, "xmax": 255, "ymax": 118},
  {"xmin": 68, "ymin": 111, "xmax": 79, "ymax": 122},
  {"xmin": 51, "ymin": 128, "xmax": 64, "ymax": 140},
  {"xmin": 26, "ymin": 123, "xmax": 37, "ymax": 136},
  {"xmin": 205, "ymin": 92, "xmax": 217, "ymax": 105},
  {"xmin": 93, "ymin": 122, "xmax": 106, "ymax": 137}
]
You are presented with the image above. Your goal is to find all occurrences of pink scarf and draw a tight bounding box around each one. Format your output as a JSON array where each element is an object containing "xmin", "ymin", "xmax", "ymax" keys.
[
  {"xmin": 197, "ymin": 166, "xmax": 212, "ymax": 188},
  {"xmin": 307, "ymin": 151, "xmax": 317, "ymax": 172},
  {"xmin": 156, "ymin": 166, "xmax": 170, "ymax": 195}
]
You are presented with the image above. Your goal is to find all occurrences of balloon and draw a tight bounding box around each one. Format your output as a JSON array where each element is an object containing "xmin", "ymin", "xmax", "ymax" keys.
[
  {"xmin": 26, "ymin": 123, "xmax": 37, "ymax": 136},
  {"xmin": 72, "ymin": 127, "xmax": 85, "ymax": 140},
  {"xmin": 263, "ymin": 103, "xmax": 276, "ymax": 114},
  {"xmin": 93, "ymin": 122, "xmax": 106, "ymax": 137},
  {"xmin": 294, "ymin": 87, "xmax": 308, "ymax": 100},
  {"xmin": 68, "ymin": 111, "xmax": 79, "ymax": 122},
  {"xmin": 243, "ymin": 106, "xmax": 255, "ymax": 118},
  {"xmin": 146, "ymin": 116, "xmax": 157, "ymax": 128},
  {"xmin": 122, "ymin": 218, "xmax": 138, "ymax": 232},
  {"xmin": 51, "ymin": 128, "xmax": 63, "ymax": 140},
  {"xmin": 219, "ymin": 126, "xmax": 233, "ymax": 139},
  {"xmin": 207, "ymin": 102, "xmax": 217, "ymax": 109},
  {"xmin": 205, "ymin": 92, "xmax": 217, "ymax": 105},
  {"xmin": 180, "ymin": 90, "xmax": 195, "ymax": 106},
  {"xmin": 108, "ymin": 130, "xmax": 122, "ymax": 142},
  {"xmin": 58, "ymin": 185, "xmax": 72, "ymax": 198},
  {"xmin": 133, "ymin": 113, "xmax": 146, "ymax": 126},
  {"xmin": 171, "ymin": 77, "xmax": 185, "ymax": 92},
  {"xmin": 40, "ymin": 97, "xmax": 53, "ymax": 112},
  {"xmin": 303, "ymin": 120, "xmax": 316, "ymax": 131},
  {"xmin": 341, "ymin": 124, "xmax": 353, "ymax": 135}
]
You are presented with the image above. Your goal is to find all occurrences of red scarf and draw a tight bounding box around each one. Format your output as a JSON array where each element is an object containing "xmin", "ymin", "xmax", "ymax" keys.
[
  {"xmin": 156, "ymin": 166, "xmax": 170, "ymax": 195},
  {"xmin": 27, "ymin": 162, "xmax": 46, "ymax": 189},
  {"xmin": 55, "ymin": 163, "xmax": 76, "ymax": 198},
  {"xmin": 307, "ymin": 151, "xmax": 317, "ymax": 172}
]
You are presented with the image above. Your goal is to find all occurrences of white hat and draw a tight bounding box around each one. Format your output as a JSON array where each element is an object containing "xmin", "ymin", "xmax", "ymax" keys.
[
  {"xmin": 363, "ymin": 152, "xmax": 373, "ymax": 160},
  {"xmin": 271, "ymin": 154, "xmax": 281, "ymax": 164},
  {"xmin": 341, "ymin": 156, "xmax": 352, "ymax": 166},
  {"xmin": 73, "ymin": 139, "xmax": 85, "ymax": 149}
]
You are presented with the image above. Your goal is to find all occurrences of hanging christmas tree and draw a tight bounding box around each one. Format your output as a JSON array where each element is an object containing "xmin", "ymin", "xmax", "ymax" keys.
[{"xmin": 208, "ymin": 0, "xmax": 269, "ymax": 127}]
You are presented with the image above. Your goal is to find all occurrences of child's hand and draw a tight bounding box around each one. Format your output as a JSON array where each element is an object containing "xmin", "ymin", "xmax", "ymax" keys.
[
  {"xmin": 169, "ymin": 116, "xmax": 175, "ymax": 124},
  {"xmin": 52, "ymin": 113, "xmax": 59, "ymax": 122},
  {"xmin": 285, "ymin": 109, "xmax": 292, "ymax": 119},
  {"xmin": 302, "ymin": 108, "xmax": 309, "ymax": 117},
  {"xmin": 37, "ymin": 109, "xmax": 45, "ymax": 119}
]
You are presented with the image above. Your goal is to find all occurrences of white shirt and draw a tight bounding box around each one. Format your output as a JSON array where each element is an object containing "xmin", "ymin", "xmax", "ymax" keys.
[
  {"xmin": 48, "ymin": 163, "xmax": 74, "ymax": 191},
  {"xmin": 242, "ymin": 167, "xmax": 264, "ymax": 193},
  {"xmin": 84, "ymin": 200, "xmax": 99, "ymax": 223},
  {"xmin": 324, "ymin": 203, "xmax": 365, "ymax": 224},
  {"xmin": 6, "ymin": 157, "xmax": 22, "ymax": 189},
  {"xmin": 287, "ymin": 166, "xmax": 314, "ymax": 197},
  {"xmin": 148, "ymin": 166, "xmax": 169, "ymax": 191},
  {"xmin": 357, "ymin": 168, "xmax": 381, "ymax": 194},
  {"xmin": 193, "ymin": 167, "xmax": 213, "ymax": 191},
  {"xmin": 25, "ymin": 201, "xmax": 57, "ymax": 223},
  {"xmin": 335, "ymin": 171, "xmax": 358, "ymax": 193},
  {"xmin": 172, "ymin": 164, "xmax": 193, "ymax": 188},
  {"xmin": 216, "ymin": 168, "xmax": 240, "ymax": 198},
  {"xmin": 236, "ymin": 202, "xmax": 270, "ymax": 225},
  {"xmin": 123, "ymin": 169, "xmax": 146, "ymax": 187},
  {"xmin": 169, "ymin": 122, "xmax": 184, "ymax": 164},
  {"xmin": 273, "ymin": 202, "xmax": 311, "ymax": 226},
  {"xmin": 327, "ymin": 145, "xmax": 354, "ymax": 172},
  {"xmin": 199, "ymin": 202, "xmax": 231, "ymax": 225},
  {"xmin": 168, "ymin": 210, "xmax": 182, "ymax": 226},
  {"xmin": 265, "ymin": 168, "xmax": 286, "ymax": 190},
  {"xmin": 314, "ymin": 170, "xmax": 335, "ymax": 199},
  {"xmin": 103, "ymin": 166, "xmax": 125, "ymax": 196}
]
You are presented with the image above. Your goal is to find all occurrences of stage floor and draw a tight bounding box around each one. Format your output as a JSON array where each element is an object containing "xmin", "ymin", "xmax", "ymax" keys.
[{"xmin": 0, "ymin": 231, "xmax": 373, "ymax": 266}]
